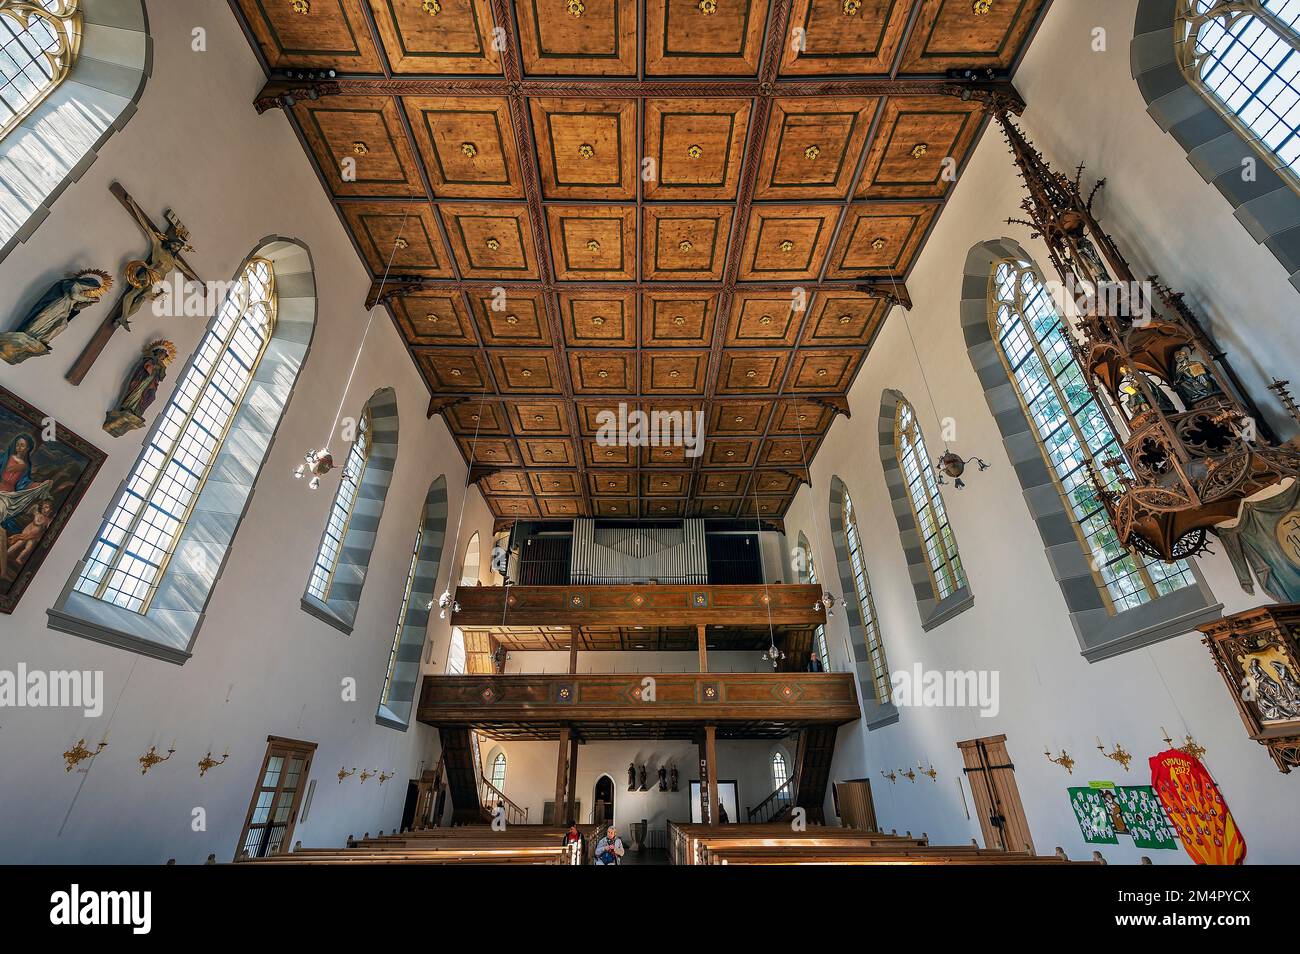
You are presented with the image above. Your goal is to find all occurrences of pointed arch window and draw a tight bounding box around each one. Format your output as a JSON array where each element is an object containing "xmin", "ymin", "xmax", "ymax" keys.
[
  {"xmin": 990, "ymin": 259, "xmax": 1198, "ymax": 611},
  {"xmin": 307, "ymin": 412, "xmax": 371, "ymax": 603},
  {"xmin": 74, "ymin": 260, "xmax": 276, "ymax": 613},
  {"xmin": 798, "ymin": 531, "xmax": 831, "ymax": 672},
  {"xmin": 1177, "ymin": 0, "xmax": 1300, "ymax": 186},
  {"xmin": 841, "ymin": 491, "xmax": 889, "ymax": 704},
  {"xmin": 894, "ymin": 400, "xmax": 967, "ymax": 600},
  {"xmin": 771, "ymin": 751, "xmax": 788, "ymax": 790},
  {"xmin": 377, "ymin": 476, "xmax": 447, "ymax": 729},
  {"xmin": 0, "ymin": 0, "xmax": 82, "ymax": 141},
  {"xmin": 300, "ymin": 388, "xmax": 398, "ymax": 635},
  {"xmin": 460, "ymin": 531, "xmax": 480, "ymax": 586},
  {"xmin": 51, "ymin": 240, "xmax": 317, "ymax": 663},
  {"xmin": 490, "ymin": 752, "xmax": 507, "ymax": 792}
]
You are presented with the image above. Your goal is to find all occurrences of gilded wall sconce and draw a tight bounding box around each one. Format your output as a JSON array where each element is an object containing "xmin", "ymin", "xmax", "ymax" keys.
[
  {"xmin": 338, "ymin": 766, "xmax": 357, "ymax": 784},
  {"xmin": 881, "ymin": 769, "xmax": 897, "ymax": 784},
  {"xmin": 918, "ymin": 761, "xmax": 937, "ymax": 782},
  {"xmin": 139, "ymin": 742, "xmax": 176, "ymax": 775},
  {"xmin": 1096, "ymin": 737, "xmax": 1132, "ymax": 772},
  {"xmin": 1161, "ymin": 727, "xmax": 1207, "ymax": 761},
  {"xmin": 1044, "ymin": 747, "xmax": 1075, "ymax": 774},
  {"xmin": 63, "ymin": 737, "xmax": 107, "ymax": 773},
  {"xmin": 378, "ymin": 771, "xmax": 394, "ymax": 785},
  {"xmin": 359, "ymin": 769, "xmax": 375, "ymax": 784},
  {"xmin": 197, "ymin": 749, "xmax": 230, "ymax": 777},
  {"xmin": 900, "ymin": 768, "xmax": 916, "ymax": 783}
]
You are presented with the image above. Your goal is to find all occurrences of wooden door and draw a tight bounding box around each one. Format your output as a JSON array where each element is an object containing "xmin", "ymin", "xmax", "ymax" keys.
[
  {"xmin": 235, "ymin": 736, "xmax": 316, "ymax": 859},
  {"xmin": 956, "ymin": 735, "xmax": 1034, "ymax": 853}
]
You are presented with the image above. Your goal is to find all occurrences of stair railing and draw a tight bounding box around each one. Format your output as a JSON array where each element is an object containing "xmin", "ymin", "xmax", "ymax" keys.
[
  {"xmin": 479, "ymin": 774, "xmax": 529, "ymax": 826},
  {"xmin": 747, "ymin": 775, "xmax": 796, "ymax": 823}
]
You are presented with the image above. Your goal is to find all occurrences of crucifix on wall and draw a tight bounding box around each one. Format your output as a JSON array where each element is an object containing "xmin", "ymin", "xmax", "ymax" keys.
[{"xmin": 65, "ymin": 182, "xmax": 202, "ymax": 386}]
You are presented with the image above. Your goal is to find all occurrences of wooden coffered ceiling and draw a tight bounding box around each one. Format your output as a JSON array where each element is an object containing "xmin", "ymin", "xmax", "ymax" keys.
[{"xmin": 233, "ymin": 0, "xmax": 1046, "ymax": 521}]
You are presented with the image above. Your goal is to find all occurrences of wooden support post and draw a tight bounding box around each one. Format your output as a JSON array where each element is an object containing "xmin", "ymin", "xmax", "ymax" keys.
[
  {"xmin": 697, "ymin": 624, "xmax": 708, "ymax": 673},
  {"xmin": 568, "ymin": 627, "xmax": 578, "ymax": 675},
  {"xmin": 706, "ymin": 725, "xmax": 720, "ymax": 826},
  {"xmin": 555, "ymin": 725, "xmax": 571, "ymax": 820},
  {"xmin": 697, "ymin": 733, "xmax": 712, "ymax": 825},
  {"xmin": 565, "ymin": 733, "xmax": 579, "ymax": 823}
]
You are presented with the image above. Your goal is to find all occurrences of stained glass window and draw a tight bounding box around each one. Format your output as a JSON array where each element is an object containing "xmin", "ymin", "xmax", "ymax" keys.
[
  {"xmin": 841, "ymin": 491, "xmax": 890, "ymax": 703},
  {"xmin": 306, "ymin": 412, "xmax": 371, "ymax": 602}
]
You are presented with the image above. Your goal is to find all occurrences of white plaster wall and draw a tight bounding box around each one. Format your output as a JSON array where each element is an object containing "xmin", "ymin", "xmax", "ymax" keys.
[
  {"xmin": 485, "ymin": 737, "xmax": 786, "ymax": 834},
  {"xmin": 0, "ymin": 0, "xmax": 478, "ymax": 863},
  {"xmin": 500, "ymin": 650, "xmax": 779, "ymax": 674},
  {"xmin": 779, "ymin": 0, "xmax": 1300, "ymax": 864}
]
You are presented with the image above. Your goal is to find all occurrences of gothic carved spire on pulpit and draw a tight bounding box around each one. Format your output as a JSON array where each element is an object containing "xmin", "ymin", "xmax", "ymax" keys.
[{"xmin": 992, "ymin": 108, "xmax": 1300, "ymax": 562}]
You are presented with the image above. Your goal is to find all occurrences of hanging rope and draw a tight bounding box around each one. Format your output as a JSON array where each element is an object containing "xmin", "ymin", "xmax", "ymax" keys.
[
  {"xmin": 891, "ymin": 273, "xmax": 949, "ymax": 451},
  {"xmin": 322, "ymin": 209, "xmax": 410, "ymax": 453}
]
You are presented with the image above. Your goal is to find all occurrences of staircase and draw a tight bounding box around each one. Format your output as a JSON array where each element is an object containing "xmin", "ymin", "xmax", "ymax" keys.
[
  {"xmin": 793, "ymin": 725, "xmax": 837, "ymax": 825},
  {"xmin": 747, "ymin": 725, "xmax": 839, "ymax": 825},
  {"xmin": 438, "ymin": 727, "xmax": 530, "ymax": 826},
  {"xmin": 439, "ymin": 727, "xmax": 484, "ymax": 825}
]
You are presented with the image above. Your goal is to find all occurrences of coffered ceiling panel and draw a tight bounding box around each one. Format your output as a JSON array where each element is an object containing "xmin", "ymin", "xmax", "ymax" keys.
[
  {"xmin": 341, "ymin": 201, "xmax": 452, "ymax": 277},
  {"xmin": 779, "ymin": 0, "xmax": 912, "ymax": 75},
  {"xmin": 439, "ymin": 203, "xmax": 540, "ymax": 279},
  {"xmin": 546, "ymin": 206, "xmax": 637, "ymax": 281},
  {"xmin": 738, "ymin": 205, "xmax": 840, "ymax": 281},
  {"xmin": 899, "ymin": 0, "xmax": 1048, "ymax": 73},
  {"xmin": 560, "ymin": 291, "xmax": 638, "ymax": 347},
  {"xmin": 531, "ymin": 98, "xmax": 637, "ymax": 200},
  {"xmin": 296, "ymin": 98, "xmax": 423, "ymax": 197},
  {"xmin": 238, "ymin": 0, "xmax": 1048, "ymax": 521},
  {"xmin": 643, "ymin": 206, "xmax": 733, "ymax": 281},
  {"xmin": 825, "ymin": 200, "xmax": 937, "ymax": 278},
  {"xmin": 857, "ymin": 96, "xmax": 982, "ymax": 198},
  {"xmin": 403, "ymin": 97, "xmax": 523, "ymax": 199},
  {"xmin": 645, "ymin": 0, "xmax": 767, "ymax": 76},
  {"xmin": 236, "ymin": 0, "xmax": 382, "ymax": 71},
  {"xmin": 367, "ymin": 0, "xmax": 503, "ymax": 74},
  {"xmin": 516, "ymin": 0, "xmax": 639, "ymax": 76},
  {"xmin": 644, "ymin": 98, "xmax": 752, "ymax": 201},
  {"xmin": 392, "ymin": 290, "xmax": 475, "ymax": 346},
  {"xmin": 754, "ymin": 98, "xmax": 878, "ymax": 200}
]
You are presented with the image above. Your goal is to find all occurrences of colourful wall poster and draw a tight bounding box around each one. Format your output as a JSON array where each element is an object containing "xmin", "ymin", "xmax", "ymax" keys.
[
  {"xmin": 1068, "ymin": 786, "xmax": 1118, "ymax": 844},
  {"xmin": 1114, "ymin": 785, "xmax": 1178, "ymax": 851},
  {"xmin": 1149, "ymin": 749, "xmax": 1246, "ymax": 865}
]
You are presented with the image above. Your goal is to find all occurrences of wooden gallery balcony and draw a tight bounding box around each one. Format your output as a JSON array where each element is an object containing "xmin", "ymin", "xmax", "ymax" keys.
[
  {"xmin": 416, "ymin": 672, "xmax": 861, "ymax": 740},
  {"xmin": 451, "ymin": 583, "xmax": 828, "ymax": 629}
]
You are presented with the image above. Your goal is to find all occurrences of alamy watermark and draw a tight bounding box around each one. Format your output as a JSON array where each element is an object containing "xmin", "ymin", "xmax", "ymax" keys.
[
  {"xmin": 0, "ymin": 665, "xmax": 103, "ymax": 717},
  {"xmin": 890, "ymin": 664, "xmax": 999, "ymax": 718},
  {"xmin": 595, "ymin": 402, "xmax": 705, "ymax": 458}
]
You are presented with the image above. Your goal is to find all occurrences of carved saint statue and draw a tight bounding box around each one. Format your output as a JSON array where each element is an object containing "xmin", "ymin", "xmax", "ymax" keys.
[
  {"xmin": 638, "ymin": 764, "xmax": 647, "ymax": 791},
  {"xmin": 657, "ymin": 765, "xmax": 667, "ymax": 792},
  {"xmin": 0, "ymin": 269, "xmax": 113, "ymax": 365},
  {"xmin": 670, "ymin": 764, "xmax": 678, "ymax": 792},
  {"xmin": 1118, "ymin": 366, "xmax": 1176, "ymax": 420},
  {"xmin": 628, "ymin": 762, "xmax": 636, "ymax": 791},
  {"xmin": 104, "ymin": 340, "xmax": 176, "ymax": 437},
  {"xmin": 1171, "ymin": 346, "xmax": 1223, "ymax": 408}
]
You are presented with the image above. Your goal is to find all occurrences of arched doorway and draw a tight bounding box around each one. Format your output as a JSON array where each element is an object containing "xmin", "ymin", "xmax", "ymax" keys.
[{"xmin": 593, "ymin": 775, "xmax": 614, "ymax": 826}]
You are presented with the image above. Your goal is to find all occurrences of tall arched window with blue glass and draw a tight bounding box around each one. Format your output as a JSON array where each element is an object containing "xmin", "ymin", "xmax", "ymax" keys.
[{"xmin": 1177, "ymin": 1, "xmax": 1300, "ymax": 183}]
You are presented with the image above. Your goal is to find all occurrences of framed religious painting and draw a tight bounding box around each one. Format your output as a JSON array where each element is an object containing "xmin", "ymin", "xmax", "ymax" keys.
[
  {"xmin": 1199, "ymin": 605, "xmax": 1300, "ymax": 774},
  {"xmin": 0, "ymin": 384, "xmax": 106, "ymax": 613}
]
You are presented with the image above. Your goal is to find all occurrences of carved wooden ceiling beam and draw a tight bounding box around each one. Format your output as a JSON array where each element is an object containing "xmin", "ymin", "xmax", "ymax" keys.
[{"xmin": 255, "ymin": 76, "xmax": 1023, "ymax": 112}]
